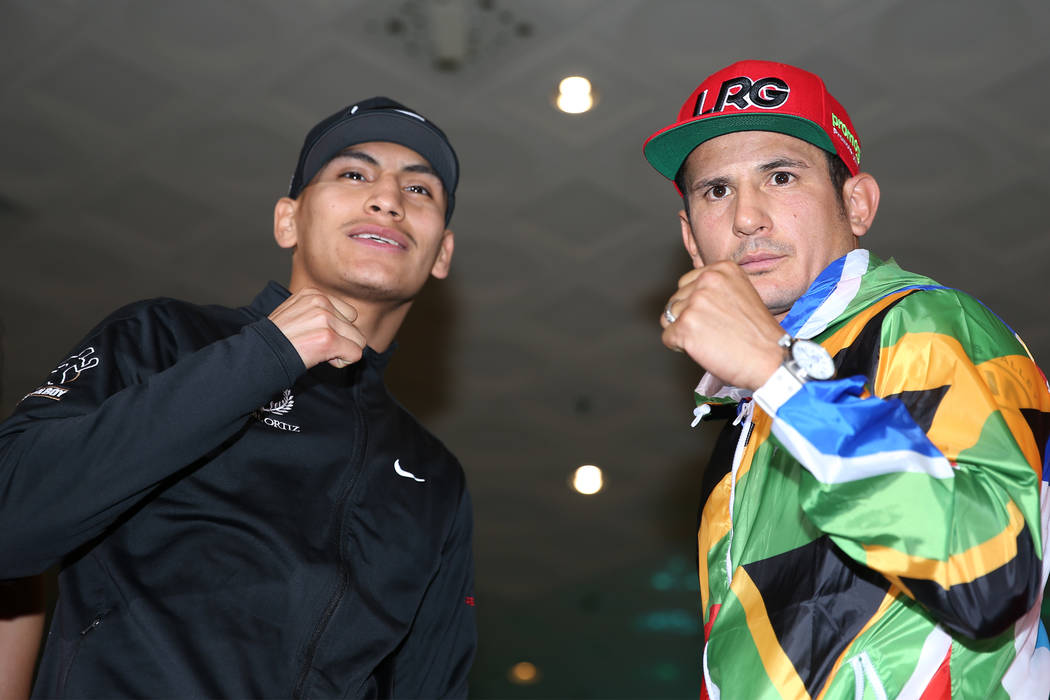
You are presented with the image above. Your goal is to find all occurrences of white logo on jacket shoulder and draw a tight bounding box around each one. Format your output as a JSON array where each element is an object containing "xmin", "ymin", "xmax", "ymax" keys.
[
  {"xmin": 394, "ymin": 459, "xmax": 425, "ymax": 482},
  {"xmin": 20, "ymin": 347, "xmax": 101, "ymax": 404},
  {"xmin": 22, "ymin": 385, "xmax": 70, "ymax": 402},
  {"xmin": 52, "ymin": 347, "xmax": 101, "ymax": 384},
  {"xmin": 253, "ymin": 389, "xmax": 301, "ymax": 432}
]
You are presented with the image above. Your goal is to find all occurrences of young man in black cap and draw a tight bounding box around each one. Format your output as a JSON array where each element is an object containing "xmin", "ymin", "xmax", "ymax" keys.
[
  {"xmin": 0, "ymin": 97, "xmax": 475, "ymax": 698},
  {"xmin": 645, "ymin": 60, "xmax": 1050, "ymax": 698}
]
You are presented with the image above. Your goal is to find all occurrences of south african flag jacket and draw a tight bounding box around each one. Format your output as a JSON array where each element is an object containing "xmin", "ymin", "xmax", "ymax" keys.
[{"xmin": 694, "ymin": 249, "xmax": 1050, "ymax": 699}]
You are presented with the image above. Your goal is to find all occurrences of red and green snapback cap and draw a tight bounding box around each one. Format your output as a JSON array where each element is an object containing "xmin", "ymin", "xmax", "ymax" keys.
[{"xmin": 643, "ymin": 60, "xmax": 861, "ymax": 183}]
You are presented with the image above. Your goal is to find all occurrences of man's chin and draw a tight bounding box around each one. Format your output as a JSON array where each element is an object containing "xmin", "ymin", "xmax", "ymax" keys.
[
  {"xmin": 757, "ymin": 287, "xmax": 803, "ymax": 318},
  {"xmin": 338, "ymin": 276, "xmax": 420, "ymax": 304}
]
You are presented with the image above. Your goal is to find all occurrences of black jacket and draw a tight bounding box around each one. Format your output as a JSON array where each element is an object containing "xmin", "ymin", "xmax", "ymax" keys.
[{"xmin": 0, "ymin": 282, "xmax": 476, "ymax": 698}]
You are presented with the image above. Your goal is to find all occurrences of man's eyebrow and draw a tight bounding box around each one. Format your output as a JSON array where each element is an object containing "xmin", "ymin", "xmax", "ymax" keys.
[
  {"xmin": 760, "ymin": 157, "xmax": 810, "ymax": 171},
  {"xmin": 333, "ymin": 149, "xmax": 439, "ymax": 180},
  {"xmin": 331, "ymin": 149, "xmax": 380, "ymax": 166},
  {"xmin": 690, "ymin": 175, "xmax": 730, "ymax": 192},
  {"xmin": 686, "ymin": 157, "xmax": 811, "ymax": 191},
  {"xmin": 401, "ymin": 163, "xmax": 440, "ymax": 179}
]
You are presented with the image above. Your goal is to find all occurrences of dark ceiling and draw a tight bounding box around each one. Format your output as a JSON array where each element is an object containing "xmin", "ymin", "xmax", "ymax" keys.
[{"xmin": 2, "ymin": 1, "xmax": 1049, "ymax": 696}]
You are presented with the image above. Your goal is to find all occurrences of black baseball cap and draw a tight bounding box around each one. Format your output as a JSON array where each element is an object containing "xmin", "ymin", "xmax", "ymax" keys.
[{"xmin": 288, "ymin": 97, "xmax": 459, "ymax": 224}]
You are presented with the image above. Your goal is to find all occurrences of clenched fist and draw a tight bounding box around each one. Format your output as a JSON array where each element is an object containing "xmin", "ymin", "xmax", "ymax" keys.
[
  {"xmin": 268, "ymin": 289, "xmax": 367, "ymax": 369},
  {"xmin": 661, "ymin": 261, "xmax": 785, "ymax": 391}
]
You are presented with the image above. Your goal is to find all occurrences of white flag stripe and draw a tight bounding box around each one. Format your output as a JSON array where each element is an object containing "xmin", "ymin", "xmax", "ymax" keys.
[
  {"xmin": 897, "ymin": 625, "xmax": 952, "ymax": 698},
  {"xmin": 797, "ymin": 249, "xmax": 869, "ymax": 340},
  {"xmin": 771, "ymin": 419, "xmax": 956, "ymax": 484}
]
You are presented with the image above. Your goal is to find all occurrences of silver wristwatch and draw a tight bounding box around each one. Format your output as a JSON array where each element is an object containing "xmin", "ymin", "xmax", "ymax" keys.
[{"xmin": 777, "ymin": 333, "xmax": 835, "ymax": 383}]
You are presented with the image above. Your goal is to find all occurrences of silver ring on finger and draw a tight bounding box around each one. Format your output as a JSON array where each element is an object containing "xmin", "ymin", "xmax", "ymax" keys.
[{"xmin": 663, "ymin": 304, "xmax": 678, "ymax": 324}]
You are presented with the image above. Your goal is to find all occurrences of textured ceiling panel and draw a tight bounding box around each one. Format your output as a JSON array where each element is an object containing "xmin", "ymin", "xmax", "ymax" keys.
[
  {"xmin": 511, "ymin": 178, "xmax": 648, "ymax": 253},
  {"xmin": 26, "ymin": 45, "xmax": 182, "ymax": 129},
  {"xmin": 869, "ymin": 0, "xmax": 1036, "ymax": 80}
]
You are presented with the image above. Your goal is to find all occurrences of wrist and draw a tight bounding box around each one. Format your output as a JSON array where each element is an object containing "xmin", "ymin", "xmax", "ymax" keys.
[
  {"xmin": 752, "ymin": 342, "xmax": 787, "ymax": 390},
  {"xmin": 754, "ymin": 364, "xmax": 805, "ymax": 415},
  {"xmin": 777, "ymin": 333, "xmax": 835, "ymax": 384}
]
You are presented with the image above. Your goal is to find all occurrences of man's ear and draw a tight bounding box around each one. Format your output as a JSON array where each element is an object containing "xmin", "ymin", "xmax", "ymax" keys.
[
  {"xmin": 429, "ymin": 229, "xmax": 455, "ymax": 279},
  {"xmin": 273, "ymin": 197, "xmax": 299, "ymax": 250},
  {"xmin": 679, "ymin": 210, "xmax": 704, "ymax": 268},
  {"xmin": 843, "ymin": 173, "xmax": 880, "ymax": 238}
]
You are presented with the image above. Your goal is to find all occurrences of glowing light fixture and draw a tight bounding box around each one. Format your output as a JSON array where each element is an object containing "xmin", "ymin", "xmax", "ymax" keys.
[
  {"xmin": 573, "ymin": 464, "xmax": 603, "ymax": 495},
  {"xmin": 556, "ymin": 75, "xmax": 594, "ymax": 114},
  {"xmin": 508, "ymin": 661, "xmax": 540, "ymax": 684}
]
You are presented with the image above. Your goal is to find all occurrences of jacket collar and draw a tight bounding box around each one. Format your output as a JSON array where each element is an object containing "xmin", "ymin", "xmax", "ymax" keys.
[
  {"xmin": 780, "ymin": 248, "xmax": 873, "ymax": 339},
  {"xmin": 246, "ymin": 282, "xmax": 396, "ymax": 373}
]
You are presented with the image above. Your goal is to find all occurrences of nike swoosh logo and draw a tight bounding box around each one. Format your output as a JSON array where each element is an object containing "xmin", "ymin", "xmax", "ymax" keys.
[{"xmin": 394, "ymin": 459, "xmax": 425, "ymax": 482}]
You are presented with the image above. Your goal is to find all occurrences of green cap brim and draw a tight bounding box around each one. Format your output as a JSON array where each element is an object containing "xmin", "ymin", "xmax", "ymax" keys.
[{"xmin": 644, "ymin": 114, "xmax": 836, "ymax": 181}]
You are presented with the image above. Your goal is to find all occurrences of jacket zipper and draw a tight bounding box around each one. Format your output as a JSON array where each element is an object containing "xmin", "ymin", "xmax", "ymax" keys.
[
  {"xmin": 724, "ymin": 401, "xmax": 754, "ymax": 583},
  {"xmin": 703, "ymin": 402, "xmax": 754, "ymax": 700},
  {"xmin": 293, "ymin": 568, "xmax": 351, "ymax": 698},
  {"xmin": 848, "ymin": 652, "xmax": 888, "ymax": 700},
  {"xmin": 58, "ymin": 611, "xmax": 106, "ymax": 693},
  {"xmin": 292, "ymin": 381, "xmax": 367, "ymax": 699}
]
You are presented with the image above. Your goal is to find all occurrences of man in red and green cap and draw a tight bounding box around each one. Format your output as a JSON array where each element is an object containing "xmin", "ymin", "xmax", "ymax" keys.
[{"xmin": 645, "ymin": 59, "xmax": 1050, "ymax": 698}]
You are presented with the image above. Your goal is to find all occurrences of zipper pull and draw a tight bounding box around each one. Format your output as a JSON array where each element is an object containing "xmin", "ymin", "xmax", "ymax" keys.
[
  {"xmin": 691, "ymin": 404, "xmax": 711, "ymax": 427},
  {"xmin": 80, "ymin": 615, "xmax": 103, "ymax": 636},
  {"xmin": 732, "ymin": 399, "xmax": 754, "ymax": 426}
]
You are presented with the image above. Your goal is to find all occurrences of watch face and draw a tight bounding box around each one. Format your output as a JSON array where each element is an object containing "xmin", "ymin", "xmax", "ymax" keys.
[{"xmin": 792, "ymin": 340, "xmax": 835, "ymax": 380}]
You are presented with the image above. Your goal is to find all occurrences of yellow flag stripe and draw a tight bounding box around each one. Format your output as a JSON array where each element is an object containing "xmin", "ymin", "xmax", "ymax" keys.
[
  {"xmin": 863, "ymin": 500, "xmax": 1025, "ymax": 588},
  {"xmin": 731, "ymin": 568, "xmax": 812, "ymax": 700},
  {"xmin": 877, "ymin": 330, "xmax": 1049, "ymax": 471},
  {"xmin": 875, "ymin": 331, "xmax": 990, "ymax": 459},
  {"xmin": 820, "ymin": 290, "xmax": 914, "ymax": 356},
  {"xmin": 697, "ymin": 410, "xmax": 773, "ymax": 614},
  {"xmin": 978, "ymin": 354, "xmax": 1050, "ymax": 474},
  {"xmin": 697, "ymin": 477, "xmax": 732, "ymax": 617}
]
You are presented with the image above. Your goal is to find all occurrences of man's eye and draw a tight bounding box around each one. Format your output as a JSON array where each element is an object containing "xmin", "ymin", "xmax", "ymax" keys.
[
  {"xmin": 708, "ymin": 184, "xmax": 729, "ymax": 199},
  {"xmin": 405, "ymin": 184, "xmax": 431, "ymax": 197},
  {"xmin": 771, "ymin": 172, "xmax": 793, "ymax": 185},
  {"xmin": 339, "ymin": 170, "xmax": 365, "ymax": 181}
]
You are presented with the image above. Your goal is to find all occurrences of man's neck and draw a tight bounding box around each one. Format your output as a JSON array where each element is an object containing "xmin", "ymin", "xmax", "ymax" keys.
[
  {"xmin": 354, "ymin": 299, "xmax": 411, "ymax": 353},
  {"xmin": 285, "ymin": 278, "xmax": 412, "ymax": 353}
]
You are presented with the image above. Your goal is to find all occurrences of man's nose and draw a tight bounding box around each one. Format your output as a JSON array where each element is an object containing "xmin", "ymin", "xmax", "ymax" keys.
[
  {"xmin": 733, "ymin": 186, "xmax": 771, "ymax": 236},
  {"xmin": 365, "ymin": 176, "xmax": 404, "ymax": 219}
]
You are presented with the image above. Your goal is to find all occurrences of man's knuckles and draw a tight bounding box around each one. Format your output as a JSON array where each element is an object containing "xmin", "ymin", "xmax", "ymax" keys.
[{"xmin": 678, "ymin": 268, "xmax": 702, "ymax": 287}]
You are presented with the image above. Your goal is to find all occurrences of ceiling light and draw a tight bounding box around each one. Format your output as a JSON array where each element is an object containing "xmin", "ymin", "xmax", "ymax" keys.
[
  {"xmin": 426, "ymin": 0, "xmax": 470, "ymax": 70},
  {"xmin": 508, "ymin": 661, "xmax": 540, "ymax": 684},
  {"xmin": 556, "ymin": 75, "xmax": 594, "ymax": 114},
  {"xmin": 572, "ymin": 465, "xmax": 603, "ymax": 495}
]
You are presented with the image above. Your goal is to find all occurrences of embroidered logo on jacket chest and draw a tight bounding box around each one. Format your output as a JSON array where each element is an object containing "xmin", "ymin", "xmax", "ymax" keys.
[{"xmin": 252, "ymin": 389, "xmax": 302, "ymax": 433}]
